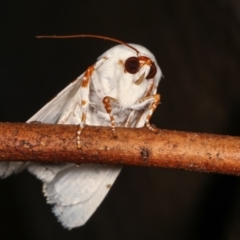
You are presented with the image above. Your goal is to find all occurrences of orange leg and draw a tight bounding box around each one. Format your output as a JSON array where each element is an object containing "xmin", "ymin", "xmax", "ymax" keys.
[
  {"xmin": 102, "ymin": 96, "xmax": 119, "ymax": 138},
  {"xmin": 145, "ymin": 94, "xmax": 161, "ymax": 132},
  {"xmin": 77, "ymin": 66, "xmax": 94, "ymax": 148}
]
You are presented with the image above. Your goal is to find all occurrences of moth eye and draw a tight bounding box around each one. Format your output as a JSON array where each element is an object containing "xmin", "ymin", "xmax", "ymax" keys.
[
  {"xmin": 146, "ymin": 62, "xmax": 157, "ymax": 79},
  {"xmin": 125, "ymin": 57, "xmax": 140, "ymax": 74}
]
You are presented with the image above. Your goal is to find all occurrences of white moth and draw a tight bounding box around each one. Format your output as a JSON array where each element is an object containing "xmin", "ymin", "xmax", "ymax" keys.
[{"xmin": 0, "ymin": 35, "xmax": 162, "ymax": 229}]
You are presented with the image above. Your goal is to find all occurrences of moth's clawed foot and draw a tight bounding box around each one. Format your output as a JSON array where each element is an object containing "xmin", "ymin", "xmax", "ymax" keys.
[{"xmin": 146, "ymin": 123, "xmax": 159, "ymax": 133}]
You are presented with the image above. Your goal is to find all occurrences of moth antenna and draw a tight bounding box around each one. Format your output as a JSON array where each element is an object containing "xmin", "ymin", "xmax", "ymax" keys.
[{"xmin": 36, "ymin": 34, "xmax": 140, "ymax": 54}]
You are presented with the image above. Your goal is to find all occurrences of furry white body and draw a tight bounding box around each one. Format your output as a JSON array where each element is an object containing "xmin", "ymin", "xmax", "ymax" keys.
[{"xmin": 0, "ymin": 43, "xmax": 162, "ymax": 229}]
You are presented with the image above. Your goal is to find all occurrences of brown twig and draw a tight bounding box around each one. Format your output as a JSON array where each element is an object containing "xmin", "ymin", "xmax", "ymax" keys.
[{"xmin": 0, "ymin": 122, "xmax": 239, "ymax": 175}]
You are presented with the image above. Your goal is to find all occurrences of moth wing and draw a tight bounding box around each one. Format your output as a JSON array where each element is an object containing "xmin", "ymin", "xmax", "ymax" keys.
[
  {"xmin": 0, "ymin": 76, "xmax": 84, "ymax": 178},
  {"xmin": 43, "ymin": 164, "xmax": 121, "ymax": 229},
  {"xmin": 27, "ymin": 75, "xmax": 85, "ymax": 182},
  {"xmin": 0, "ymin": 162, "xmax": 28, "ymax": 179},
  {"xmin": 27, "ymin": 75, "xmax": 84, "ymax": 124},
  {"xmin": 28, "ymin": 163, "xmax": 72, "ymax": 183},
  {"xmin": 25, "ymin": 71, "xmax": 121, "ymax": 229},
  {"xmin": 29, "ymin": 163, "xmax": 121, "ymax": 229}
]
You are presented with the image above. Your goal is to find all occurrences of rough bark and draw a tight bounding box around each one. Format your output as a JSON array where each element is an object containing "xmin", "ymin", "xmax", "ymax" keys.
[{"xmin": 0, "ymin": 122, "xmax": 239, "ymax": 175}]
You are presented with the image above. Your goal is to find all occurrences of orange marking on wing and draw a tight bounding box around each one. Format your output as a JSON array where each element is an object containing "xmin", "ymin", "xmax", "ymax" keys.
[
  {"xmin": 118, "ymin": 59, "xmax": 124, "ymax": 66},
  {"xmin": 81, "ymin": 100, "xmax": 87, "ymax": 105},
  {"xmin": 118, "ymin": 59, "xmax": 127, "ymax": 73},
  {"xmin": 81, "ymin": 112, "xmax": 86, "ymax": 122},
  {"xmin": 81, "ymin": 66, "xmax": 94, "ymax": 88}
]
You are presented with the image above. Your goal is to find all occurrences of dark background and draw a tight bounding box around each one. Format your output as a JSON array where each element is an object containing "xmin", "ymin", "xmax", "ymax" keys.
[{"xmin": 1, "ymin": 1, "xmax": 240, "ymax": 239}]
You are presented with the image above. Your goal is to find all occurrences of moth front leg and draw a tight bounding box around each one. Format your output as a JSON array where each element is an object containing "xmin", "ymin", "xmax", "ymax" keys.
[
  {"xmin": 133, "ymin": 94, "xmax": 161, "ymax": 132},
  {"xmin": 102, "ymin": 96, "xmax": 119, "ymax": 138},
  {"xmin": 124, "ymin": 110, "xmax": 135, "ymax": 128},
  {"xmin": 145, "ymin": 94, "xmax": 161, "ymax": 132},
  {"xmin": 77, "ymin": 66, "xmax": 94, "ymax": 148},
  {"xmin": 125, "ymin": 80, "xmax": 156, "ymax": 128},
  {"xmin": 76, "ymin": 58, "xmax": 108, "ymax": 148}
]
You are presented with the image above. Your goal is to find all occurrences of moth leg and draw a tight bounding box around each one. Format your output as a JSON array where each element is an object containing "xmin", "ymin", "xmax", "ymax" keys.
[
  {"xmin": 130, "ymin": 80, "xmax": 155, "ymax": 128},
  {"xmin": 76, "ymin": 57, "xmax": 111, "ymax": 148},
  {"xmin": 88, "ymin": 60, "xmax": 120, "ymax": 138},
  {"xmin": 77, "ymin": 66, "xmax": 95, "ymax": 148},
  {"xmin": 102, "ymin": 96, "xmax": 119, "ymax": 138},
  {"xmin": 144, "ymin": 80, "xmax": 155, "ymax": 98},
  {"xmin": 144, "ymin": 94, "xmax": 161, "ymax": 132},
  {"xmin": 133, "ymin": 94, "xmax": 161, "ymax": 132},
  {"xmin": 125, "ymin": 110, "xmax": 136, "ymax": 127}
]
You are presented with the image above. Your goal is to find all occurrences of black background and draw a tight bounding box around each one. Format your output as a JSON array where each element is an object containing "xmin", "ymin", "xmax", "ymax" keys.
[{"xmin": 1, "ymin": 1, "xmax": 240, "ymax": 239}]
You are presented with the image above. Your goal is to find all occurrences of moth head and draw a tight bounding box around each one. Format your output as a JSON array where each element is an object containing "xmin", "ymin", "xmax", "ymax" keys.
[
  {"xmin": 36, "ymin": 34, "xmax": 162, "ymax": 86},
  {"xmin": 124, "ymin": 55, "xmax": 158, "ymax": 85},
  {"xmin": 114, "ymin": 44, "xmax": 162, "ymax": 86}
]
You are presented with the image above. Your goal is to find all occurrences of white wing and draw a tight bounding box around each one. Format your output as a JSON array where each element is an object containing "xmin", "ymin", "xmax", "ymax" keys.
[
  {"xmin": 0, "ymin": 162, "xmax": 28, "ymax": 179},
  {"xmin": 43, "ymin": 164, "xmax": 120, "ymax": 229},
  {"xmin": 0, "ymin": 72, "xmax": 151, "ymax": 226},
  {"xmin": 0, "ymin": 75, "xmax": 83, "ymax": 178},
  {"xmin": 27, "ymin": 75, "xmax": 83, "ymax": 124},
  {"xmin": 24, "ymin": 74, "xmax": 121, "ymax": 229}
]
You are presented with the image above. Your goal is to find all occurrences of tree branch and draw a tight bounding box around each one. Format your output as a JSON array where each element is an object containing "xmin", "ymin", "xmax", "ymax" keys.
[{"xmin": 0, "ymin": 122, "xmax": 239, "ymax": 175}]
